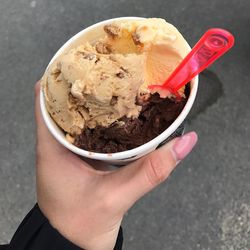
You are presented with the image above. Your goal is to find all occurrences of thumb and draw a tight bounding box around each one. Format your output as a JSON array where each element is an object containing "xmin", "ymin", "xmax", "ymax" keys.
[{"xmin": 108, "ymin": 132, "xmax": 198, "ymax": 212}]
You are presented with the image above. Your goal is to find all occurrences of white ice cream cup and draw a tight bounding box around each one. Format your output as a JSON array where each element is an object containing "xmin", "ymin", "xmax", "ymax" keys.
[{"xmin": 40, "ymin": 17, "xmax": 198, "ymax": 165}]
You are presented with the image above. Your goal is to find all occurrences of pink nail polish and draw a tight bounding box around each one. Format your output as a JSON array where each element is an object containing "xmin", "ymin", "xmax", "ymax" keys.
[{"xmin": 173, "ymin": 132, "xmax": 198, "ymax": 160}]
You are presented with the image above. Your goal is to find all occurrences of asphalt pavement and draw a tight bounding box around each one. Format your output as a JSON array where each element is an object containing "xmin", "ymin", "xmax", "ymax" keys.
[{"xmin": 0, "ymin": 0, "xmax": 249, "ymax": 249}]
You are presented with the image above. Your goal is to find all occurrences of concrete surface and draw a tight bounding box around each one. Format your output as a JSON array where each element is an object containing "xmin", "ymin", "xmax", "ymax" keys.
[{"xmin": 0, "ymin": 0, "xmax": 249, "ymax": 249}]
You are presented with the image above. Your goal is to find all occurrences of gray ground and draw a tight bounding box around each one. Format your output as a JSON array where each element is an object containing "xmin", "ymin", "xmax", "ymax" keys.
[{"xmin": 0, "ymin": 0, "xmax": 249, "ymax": 249}]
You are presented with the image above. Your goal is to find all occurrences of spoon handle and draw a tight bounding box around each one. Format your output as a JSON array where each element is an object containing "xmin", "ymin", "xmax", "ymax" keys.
[{"xmin": 149, "ymin": 28, "xmax": 235, "ymax": 94}]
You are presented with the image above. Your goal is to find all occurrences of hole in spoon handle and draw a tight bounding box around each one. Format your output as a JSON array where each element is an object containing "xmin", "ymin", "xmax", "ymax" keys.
[{"xmin": 206, "ymin": 34, "xmax": 228, "ymax": 50}]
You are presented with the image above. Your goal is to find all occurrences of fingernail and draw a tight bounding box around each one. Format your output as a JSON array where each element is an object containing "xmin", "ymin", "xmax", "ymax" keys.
[{"xmin": 172, "ymin": 132, "xmax": 198, "ymax": 161}]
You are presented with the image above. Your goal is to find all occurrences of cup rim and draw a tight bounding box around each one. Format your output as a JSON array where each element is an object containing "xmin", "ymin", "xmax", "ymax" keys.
[{"xmin": 40, "ymin": 17, "xmax": 199, "ymax": 160}]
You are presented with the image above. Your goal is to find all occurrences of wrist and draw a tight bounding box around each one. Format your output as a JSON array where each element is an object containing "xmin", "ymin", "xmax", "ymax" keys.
[{"xmin": 48, "ymin": 216, "xmax": 121, "ymax": 250}]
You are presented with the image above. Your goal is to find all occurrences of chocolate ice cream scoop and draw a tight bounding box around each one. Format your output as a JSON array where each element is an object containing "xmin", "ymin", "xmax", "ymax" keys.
[{"xmin": 74, "ymin": 89, "xmax": 189, "ymax": 153}]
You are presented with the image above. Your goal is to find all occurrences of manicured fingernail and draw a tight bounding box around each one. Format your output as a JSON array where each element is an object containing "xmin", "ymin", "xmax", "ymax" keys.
[{"xmin": 172, "ymin": 132, "xmax": 198, "ymax": 160}]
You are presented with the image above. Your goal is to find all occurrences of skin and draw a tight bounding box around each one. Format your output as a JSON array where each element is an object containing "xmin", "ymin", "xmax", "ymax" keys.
[{"xmin": 35, "ymin": 82, "xmax": 197, "ymax": 250}]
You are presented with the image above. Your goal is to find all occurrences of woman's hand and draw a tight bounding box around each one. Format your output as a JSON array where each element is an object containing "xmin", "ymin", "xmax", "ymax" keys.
[{"xmin": 35, "ymin": 82, "xmax": 197, "ymax": 250}]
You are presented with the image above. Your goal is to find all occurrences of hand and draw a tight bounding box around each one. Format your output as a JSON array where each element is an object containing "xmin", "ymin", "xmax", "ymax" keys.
[{"xmin": 35, "ymin": 82, "xmax": 197, "ymax": 250}]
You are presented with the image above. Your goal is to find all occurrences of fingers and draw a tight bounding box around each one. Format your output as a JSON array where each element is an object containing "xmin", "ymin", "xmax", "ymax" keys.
[
  {"xmin": 107, "ymin": 132, "xmax": 198, "ymax": 212},
  {"xmin": 34, "ymin": 81, "xmax": 69, "ymax": 156}
]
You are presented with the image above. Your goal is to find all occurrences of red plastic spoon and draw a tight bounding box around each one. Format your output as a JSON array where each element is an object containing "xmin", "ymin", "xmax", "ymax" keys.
[{"xmin": 148, "ymin": 28, "xmax": 235, "ymax": 97}]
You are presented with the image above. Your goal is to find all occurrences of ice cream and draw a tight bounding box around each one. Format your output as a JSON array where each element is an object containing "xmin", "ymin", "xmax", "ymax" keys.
[{"xmin": 42, "ymin": 18, "xmax": 190, "ymax": 153}]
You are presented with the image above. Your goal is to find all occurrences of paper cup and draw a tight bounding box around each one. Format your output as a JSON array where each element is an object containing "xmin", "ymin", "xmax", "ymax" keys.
[{"xmin": 40, "ymin": 17, "xmax": 198, "ymax": 165}]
